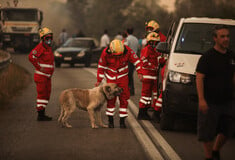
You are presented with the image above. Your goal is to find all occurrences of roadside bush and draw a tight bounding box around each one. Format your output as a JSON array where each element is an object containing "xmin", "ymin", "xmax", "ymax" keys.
[{"xmin": 0, "ymin": 63, "xmax": 31, "ymax": 106}]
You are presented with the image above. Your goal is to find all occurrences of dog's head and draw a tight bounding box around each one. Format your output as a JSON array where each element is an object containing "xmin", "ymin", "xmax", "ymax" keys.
[{"xmin": 102, "ymin": 83, "xmax": 123, "ymax": 100}]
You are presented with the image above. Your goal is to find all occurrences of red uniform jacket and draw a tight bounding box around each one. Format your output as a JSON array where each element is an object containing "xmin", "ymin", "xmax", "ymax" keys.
[
  {"xmin": 97, "ymin": 46, "xmax": 142, "ymax": 83},
  {"xmin": 159, "ymin": 31, "xmax": 167, "ymax": 42},
  {"xmin": 140, "ymin": 45, "xmax": 161, "ymax": 79},
  {"xmin": 28, "ymin": 42, "xmax": 54, "ymax": 78}
]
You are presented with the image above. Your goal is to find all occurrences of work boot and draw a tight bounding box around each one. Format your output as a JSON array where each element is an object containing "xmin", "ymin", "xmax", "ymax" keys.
[
  {"xmin": 120, "ymin": 117, "xmax": 126, "ymax": 129},
  {"xmin": 137, "ymin": 108, "xmax": 151, "ymax": 120},
  {"xmin": 153, "ymin": 110, "xmax": 161, "ymax": 123},
  {"xmin": 37, "ymin": 109, "xmax": 52, "ymax": 121},
  {"xmin": 108, "ymin": 116, "xmax": 114, "ymax": 128},
  {"xmin": 212, "ymin": 150, "xmax": 220, "ymax": 160}
]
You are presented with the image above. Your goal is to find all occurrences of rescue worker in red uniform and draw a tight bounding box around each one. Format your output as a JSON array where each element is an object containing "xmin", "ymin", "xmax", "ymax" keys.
[
  {"xmin": 145, "ymin": 20, "xmax": 168, "ymax": 121},
  {"xmin": 138, "ymin": 32, "xmax": 163, "ymax": 120},
  {"xmin": 96, "ymin": 39, "xmax": 143, "ymax": 128},
  {"xmin": 145, "ymin": 20, "xmax": 167, "ymax": 42},
  {"xmin": 28, "ymin": 27, "xmax": 54, "ymax": 121}
]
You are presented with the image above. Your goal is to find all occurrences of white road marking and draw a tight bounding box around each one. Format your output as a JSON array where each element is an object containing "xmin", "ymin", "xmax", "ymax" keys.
[{"xmin": 84, "ymin": 67, "xmax": 181, "ymax": 160}]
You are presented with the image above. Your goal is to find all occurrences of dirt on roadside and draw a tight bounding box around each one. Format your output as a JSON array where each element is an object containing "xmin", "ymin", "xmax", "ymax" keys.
[{"xmin": 0, "ymin": 63, "xmax": 32, "ymax": 106}]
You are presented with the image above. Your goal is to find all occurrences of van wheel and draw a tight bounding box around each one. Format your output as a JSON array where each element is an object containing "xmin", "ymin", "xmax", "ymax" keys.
[{"xmin": 160, "ymin": 112, "xmax": 174, "ymax": 130}]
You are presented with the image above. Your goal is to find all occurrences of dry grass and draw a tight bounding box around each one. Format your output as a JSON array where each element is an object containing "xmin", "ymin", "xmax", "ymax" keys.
[
  {"xmin": 0, "ymin": 50, "xmax": 9, "ymax": 59},
  {"xmin": 0, "ymin": 63, "xmax": 32, "ymax": 106}
]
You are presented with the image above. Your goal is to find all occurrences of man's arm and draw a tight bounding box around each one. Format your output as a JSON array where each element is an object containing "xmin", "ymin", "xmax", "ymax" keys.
[{"xmin": 196, "ymin": 72, "xmax": 208, "ymax": 114}]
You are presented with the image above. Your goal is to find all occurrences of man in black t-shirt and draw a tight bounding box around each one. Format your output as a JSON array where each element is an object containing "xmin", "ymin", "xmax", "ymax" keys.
[{"xmin": 196, "ymin": 25, "xmax": 235, "ymax": 160}]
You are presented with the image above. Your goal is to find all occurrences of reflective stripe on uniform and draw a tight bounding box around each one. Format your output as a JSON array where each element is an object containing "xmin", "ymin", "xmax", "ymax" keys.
[
  {"xmin": 142, "ymin": 96, "xmax": 152, "ymax": 100},
  {"xmin": 143, "ymin": 75, "xmax": 157, "ymax": 80},
  {"xmin": 155, "ymin": 102, "xmax": 162, "ymax": 107},
  {"xmin": 106, "ymin": 107, "xmax": 116, "ymax": 116},
  {"xmin": 117, "ymin": 72, "xmax": 128, "ymax": 79},
  {"xmin": 118, "ymin": 65, "xmax": 128, "ymax": 72},
  {"xmin": 153, "ymin": 92, "xmax": 158, "ymax": 99},
  {"xmin": 157, "ymin": 98, "xmax": 162, "ymax": 102},
  {"xmin": 99, "ymin": 64, "xmax": 117, "ymax": 73},
  {"xmin": 136, "ymin": 66, "xmax": 141, "ymax": 71},
  {"xmin": 120, "ymin": 113, "xmax": 128, "ymax": 117},
  {"xmin": 37, "ymin": 104, "xmax": 47, "ymax": 108},
  {"xmin": 99, "ymin": 74, "xmax": 105, "ymax": 78},
  {"xmin": 105, "ymin": 72, "xmax": 128, "ymax": 80},
  {"xmin": 142, "ymin": 67, "xmax": 157, "ymax": 70},
  {"xmin": 98, "ymin": 64, "xmax": 107, "ymax": 69},
  {"xmin": 134, "ymin": 60, "xmax": 140, "ymax": 66},
  {"xmin": 105, "ymin": 73, "xmax": 116, "ymax": 80},
  {"xmin": 37, "ymin": 99, "xmax": 49, "ymax": 103},
  {"xmin": 39, "ymin": 63, "xmax": 54, "ymax": 68},
  {"xmin": 142, "ymin": 59, "xmax": 148, "ymax": 63},
  {"xmin": 35, "ymin": 70, "xmax": 51, "ymax": 78},
  {"xmin": 107, "ymin": 108, "xmax": 115, "ymax": 112},
  {"xmin": 119, "ymin": 108, "xmax": 127, "ymax": 112},
  {"xmin": 140, "ymin": 98, "xmax": 151, "ymax": 105},
  {"xmin": 106, "ymin": 111, "xmax": 115, "ymax": 116}
]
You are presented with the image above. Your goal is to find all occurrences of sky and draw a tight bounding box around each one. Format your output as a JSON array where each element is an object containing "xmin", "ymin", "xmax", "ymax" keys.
[{"xmin": 0, "ymin": 0, "xmax": 75, "ymax": 43}]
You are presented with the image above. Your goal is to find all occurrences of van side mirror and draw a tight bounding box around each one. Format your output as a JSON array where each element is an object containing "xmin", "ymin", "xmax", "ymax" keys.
[{"xmin": 156, "ymin": 42, "xmax": 170, "ymax": 54}]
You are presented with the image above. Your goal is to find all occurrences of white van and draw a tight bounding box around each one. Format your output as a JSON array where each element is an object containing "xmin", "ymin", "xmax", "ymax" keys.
[{"xmin": 156, "ymin": 17, "xmax": 235, "ymax": 130}]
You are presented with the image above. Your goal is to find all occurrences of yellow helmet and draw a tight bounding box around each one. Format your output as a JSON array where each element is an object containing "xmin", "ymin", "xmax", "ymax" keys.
[
  {"xmin": 145, "ymin": 20, "xmax": 160, "ymax": 32},
  {"xmin": 39, "ymin": 27, "xmax": 53, "ymax": 39},
  {"xmin": 146, "ymin": 32, "xmax": 160, "ymax": 42},
  {"xmin": 109, "ymin": 39, "xmax": 124, "ymax": 56}
]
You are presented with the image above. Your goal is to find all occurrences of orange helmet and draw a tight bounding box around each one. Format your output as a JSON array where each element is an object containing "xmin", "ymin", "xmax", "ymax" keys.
[
  {"xmin": 39, "ymin": 27, "xmax": 53, "ymax": 39},
  {"xmin": 145, "ymin": 20, "xmax": 160, "ymax": 32},
  {"xmin": 109, "ymin": 39, "xmax": 124, "ymax": 56},
  {"xmin": 146, "ymin": 32, "xmax": 160, "ymax": 42}
]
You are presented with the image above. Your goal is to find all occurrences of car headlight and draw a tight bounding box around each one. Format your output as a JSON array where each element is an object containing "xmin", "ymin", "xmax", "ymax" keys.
[
  {"xmin": 54, "ymin": 51, "xmax": 62, "ymax": 57},
  {"xmin": 77, "ymin": 50, "xmax": 85, "ymax": 57},
  {"xmin": 168, "ymin": 71, "xmax": 192, "ymax": 84}
]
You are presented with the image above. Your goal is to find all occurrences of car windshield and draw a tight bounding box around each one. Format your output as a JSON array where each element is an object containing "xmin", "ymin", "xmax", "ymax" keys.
[
  {"xmin": 175, "ymin": 23, "xmax": 235, "ymax": 54},
  {"xmin": 3, "ymin": 9, "xmax": 38, "ymax": 21},
  {"xmin": 63, "ymin": 39, "xmax": 95, "ymax": 48}
]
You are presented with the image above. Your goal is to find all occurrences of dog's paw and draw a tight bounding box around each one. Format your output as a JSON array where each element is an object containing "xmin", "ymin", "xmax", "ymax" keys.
[
  {"xmin": 92, "ymin": 124, "xmax": 99, "ymax": 129},
  {"xmin": 101, "ymin": 124, "xmax": 108, "ymax": 128},
  {"xmin": 65, "ymin": 123, "xmax": 72, "ymax": 128}
]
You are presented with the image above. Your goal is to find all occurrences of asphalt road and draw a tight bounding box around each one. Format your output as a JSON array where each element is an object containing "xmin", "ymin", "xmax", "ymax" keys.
[
  {"xmin": 1, "ymin": 52, "xmax": 235, "ymax": 160},
  {"xmin": 0, "ymin": 53, "xmax": 148, "ymax": 160}
]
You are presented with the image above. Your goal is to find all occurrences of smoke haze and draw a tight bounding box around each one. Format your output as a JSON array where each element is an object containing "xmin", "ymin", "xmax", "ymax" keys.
[{"xmin": 0, "ymin": 0, "xmax": 75, "ymax": 44}]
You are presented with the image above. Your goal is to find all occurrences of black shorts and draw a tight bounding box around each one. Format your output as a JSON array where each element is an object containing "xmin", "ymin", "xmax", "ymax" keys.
[{"xmin": 197, "ymin": 101, "xmax": 235, "ymax": 142}]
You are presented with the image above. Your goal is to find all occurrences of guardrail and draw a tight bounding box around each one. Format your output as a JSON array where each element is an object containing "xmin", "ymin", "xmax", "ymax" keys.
[{"xmin": 0, "ymin": 50, "xmax": 11, "ymax": 71}]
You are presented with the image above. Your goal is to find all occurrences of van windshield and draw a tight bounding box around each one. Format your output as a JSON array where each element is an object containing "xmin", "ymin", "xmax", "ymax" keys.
[
  {"xmin": 3, "ymin": 9, "xmax": 38, "ymax": 21},
  {"xmin": 175, "ymin": 23, "xmax": 235, "ymax": 54}
]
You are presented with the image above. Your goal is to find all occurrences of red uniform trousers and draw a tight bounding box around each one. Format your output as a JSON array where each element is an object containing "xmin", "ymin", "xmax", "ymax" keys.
[
  {"xmin": 139, "ymin": 78, "xmax": 158, "ymax": 109},
  {"xmin": 34, "ymin": 74, "xmax": 52, "ymax": 111},
  {"xmin": 106, "ymin": 76, "xmax": 130, "ymax": 118},
  {"xmin": 154, "ymin": 65, "xmax": 166, "ymax": 111}
]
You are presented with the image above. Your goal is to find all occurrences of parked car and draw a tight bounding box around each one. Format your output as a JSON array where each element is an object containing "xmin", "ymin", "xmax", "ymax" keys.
[
  {"xmin": 156, "ymin": 17, "xmax": 235, "ymax": 130},
  {"xmin": 54, "ymin": 37, "xmax": 102, "ymax": 67}
]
